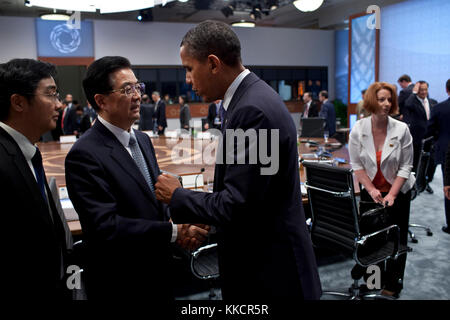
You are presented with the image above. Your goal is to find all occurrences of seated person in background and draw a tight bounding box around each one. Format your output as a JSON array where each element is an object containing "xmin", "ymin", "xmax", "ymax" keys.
[
  {"xmin": 178, "ymin": 95, "xmax": 191, "ymax": 130},
  {"xmin": 318, "ymin": 90, "xmax": 336, "ymax": 137},
  {"xmin": 349, "ymin": 81, "xmax": 415, "ymax": 298},
  {"xmin": 356, "ymin": 89, "xmax": 369, "ymax": 119}
]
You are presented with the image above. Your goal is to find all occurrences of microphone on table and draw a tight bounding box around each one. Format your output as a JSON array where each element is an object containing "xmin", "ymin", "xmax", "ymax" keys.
[{"xmin": 194, "ymin": 168, "xmax": 205, "ymax": 190}]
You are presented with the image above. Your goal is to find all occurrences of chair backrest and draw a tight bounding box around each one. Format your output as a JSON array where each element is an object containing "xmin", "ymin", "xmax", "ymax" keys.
[
  {"xmin": 49, "ymin": 177, "xmax": 74, "ymax": 250},
  {"xmin": 190, "ymin": 243, "xmax": 219, "ymax": 280},
  {"xmin": 301, "ymin": 117, "xmax": 325, "ymax": 137},
  {"xmin": 303, "ymin": 162, "xmax": 360, "ymax": 257},
  {"xmin": 415, "ymin": 136, "xmax": 434, "ymax": 193}
]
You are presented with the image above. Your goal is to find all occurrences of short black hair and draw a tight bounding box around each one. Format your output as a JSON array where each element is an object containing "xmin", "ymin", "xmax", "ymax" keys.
[
  {"xmin": 83, "ymin": 56, "xmax": 132, "ymax": 111},
  {"xmin": 398, "ymin": 74, "xmax": 412, "ymax": 83},
  {"xmin": 446, "ymin": 79, "xmax": 450, "ymax": 92},
  {"xmin": 181, "ymin": 20, "xmax": 242, "ymax": 67},
  {"xmin": 418, "ymin": 80, "xmax": 429, "ymax": 87},
  {"xmin": 0, "ymin": 58, "xmax": 57, "ymax": 121},
  {"xmin": 179, "ymin": 94, "xmax": 187, "ymax": 103},
  {"xmin": 319, "ymin": 90, "xmax": 328, "ymax": 99}
]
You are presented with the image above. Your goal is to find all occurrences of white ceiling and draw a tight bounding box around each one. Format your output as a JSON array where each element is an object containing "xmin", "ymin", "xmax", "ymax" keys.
[{"xmin": 0, "ymin": 0, "xmax": 407, "ymax": 29}]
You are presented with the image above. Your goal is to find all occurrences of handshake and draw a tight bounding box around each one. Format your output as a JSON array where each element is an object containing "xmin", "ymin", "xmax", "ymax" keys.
[{"xmin": 176, "ymin": 223, "xmax": 211, "ymax": 251}]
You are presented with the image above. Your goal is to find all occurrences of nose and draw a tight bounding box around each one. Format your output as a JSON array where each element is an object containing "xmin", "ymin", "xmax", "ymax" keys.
[{"xmin": 55, "ymin": 98, "xmax": 63, "ymax": 110}]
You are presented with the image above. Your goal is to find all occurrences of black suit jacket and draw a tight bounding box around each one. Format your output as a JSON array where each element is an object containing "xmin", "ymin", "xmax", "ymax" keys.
[
  {"xmin": 65, "ymin": 120, "xmax": 174, "ymax": 300},
  {"xmin": 398, "ymin": 83, "xmax": 414, "ymax": 116},
  {"xmin": 207, "ymin": 102, "xmax": 220, "ymax": 129},
  {"xmin": 138, "ymin": 103, "xmax": 155, "ymax": 131},
  {"xmin": 179, "ymin": 104, "xmax": 191, "ymax": 130},
  {"xmin": 301, "ymin": 101, "xmax": 319, "ymax": 118},
  {"xmin": 0, "ymin": 127, "xmax": 67, "ymax": 298},
  {"xmin": 445, "ymin": 143, "xmax": 450, "ymax": 186},
  {"xmin": 169, "ymin": 72, "xmax": 322, "ymax": 300},
  {"xmin": 319, "ymin": 100, "xmax": 336, "ymax": 136},
  {"xmin": 404, "ymin": 94, "xmax": 437, "ymax": 144},
  {"xmin": 427, "ymin": 97, "xmax": 450, "ymax": 164},
  {"xmin": 153, "ymin": 100, "xmax": 167, "ymax": 129}
]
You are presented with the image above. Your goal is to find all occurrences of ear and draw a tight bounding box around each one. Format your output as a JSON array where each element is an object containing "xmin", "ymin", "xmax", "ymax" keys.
[
  {"xmin": 207, "ymin": 54, "xmax": 221, "ymax": 74},
  {"xmin": 10, "ymin": 94, "xmax": 28, "ymax": 113},
  {"xmin": 94, "ymin": 93, "xmax": 107, "ymax": 112}
]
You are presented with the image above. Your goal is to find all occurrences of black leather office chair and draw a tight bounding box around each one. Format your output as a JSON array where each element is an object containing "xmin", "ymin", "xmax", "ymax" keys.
[
  {"xmin": 190, "ymin": 243, "xmax": 220, "ymax": 299},
  {"xmin": 409, "ymin": 136, "xmax": 434, "ymax": 243},
  {"xmin": 303, "ymin": 162, "xmax": 410, "ymax": 300}
]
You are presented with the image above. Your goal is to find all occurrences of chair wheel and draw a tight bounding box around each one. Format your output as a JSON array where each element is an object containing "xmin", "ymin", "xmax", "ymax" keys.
[
  {"xmin": 411, "ymin": 238, "xmax": 418, "ymax": 243},
  {"xmin": 427, "ymin": 231, "xmax": 433, "ymax": 236}
]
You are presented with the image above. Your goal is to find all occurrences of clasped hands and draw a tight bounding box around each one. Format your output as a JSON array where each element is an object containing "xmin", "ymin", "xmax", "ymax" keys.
[
  {"xmin": 176, "ymin": 223, "xmax": 210, "ymax": 251},
  {"xmin": 369, "ymin": 188, "xmax": 395, "ymax": 207}
]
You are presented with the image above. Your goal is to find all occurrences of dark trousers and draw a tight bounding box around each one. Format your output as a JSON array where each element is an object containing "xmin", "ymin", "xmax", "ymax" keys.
[
  {"xmin": 360, "ymin": 188, "xmax": 411, "ymax": 293},
  {"xmin": 442, "ymin": 165, "xmax": 450, "ymax": 226}
]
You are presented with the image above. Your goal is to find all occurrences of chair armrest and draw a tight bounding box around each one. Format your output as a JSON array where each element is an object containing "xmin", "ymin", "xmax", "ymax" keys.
[{"xmin": 190, "ymin": 243, "xmax": 219, "ymax": 280}]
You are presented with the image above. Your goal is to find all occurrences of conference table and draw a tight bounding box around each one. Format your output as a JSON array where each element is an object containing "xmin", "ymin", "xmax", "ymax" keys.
[{"xmin": 38, "ymin": 134, "xmax": 352, "ymax": 236}]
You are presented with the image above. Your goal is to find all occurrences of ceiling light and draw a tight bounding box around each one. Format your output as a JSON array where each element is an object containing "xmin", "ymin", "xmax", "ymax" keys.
[
  {"xmin": 178, "ymin": 0, "xmax": 188, "ymax": 2},
  {"xmin": 25, "ymin": 0, "xmax": 176, "ymax": 14},
  {"xmin": 293, "ymin": 0, "xmax": 324, "ymax": 12},
  {"xmin": 40, "ymin": 13, "xmax": 70, "ymax": 20},
  {"xmin": 231, "ymin": 21, "xmax": 255, "ymax": 28}
]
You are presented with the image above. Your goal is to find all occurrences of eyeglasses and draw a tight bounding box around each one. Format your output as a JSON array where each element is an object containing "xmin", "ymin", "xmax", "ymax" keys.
[
  {"xmin": 34, "ymin": 92, "xmax": 61, "ymax": 102},
  {"xmin": 109, "ymin": 82, "xmax": 145, "ymax": 97}
]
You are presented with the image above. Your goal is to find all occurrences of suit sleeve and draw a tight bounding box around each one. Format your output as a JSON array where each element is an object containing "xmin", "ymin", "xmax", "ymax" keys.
[
  {"xmin": 445, "ymin": 144, "xmax": 450, "ymax": 186},
  {"xmin": 397, "ymin": 125, "xmax": 414, "ymax": 179},
  {"xmin": 169, "ymin": 105, "xmax": 274, "ymax": 225},
  {"xmin": 65, "ymin": 147, "xmax": 173, "ymax": 244},
  {"xmin": 157, "ymin": 102, "xmax": 167, "ymax": 127}
]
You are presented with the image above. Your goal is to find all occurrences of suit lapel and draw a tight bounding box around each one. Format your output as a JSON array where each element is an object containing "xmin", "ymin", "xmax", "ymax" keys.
[
  {"xmin": 414, "ymin": 95, "xmax": 427, "ymax": 119},
  {"xmin": 94, "ymin": 121, "xmax": 157, "ymax": 205},
  {"xmin": 360, "ymin": 118, "xmax": 377, "ymax": 167},
  {"xmin": 0, "ymin": 128, "xmax": 55, "ymax": 228},
  {"xmin": 224, "ymin": 72, "xmax": 260, "ymax": 130},
  {"xmin": 381, "ymin": 117, "xmax": 399, "ymax": 162}
]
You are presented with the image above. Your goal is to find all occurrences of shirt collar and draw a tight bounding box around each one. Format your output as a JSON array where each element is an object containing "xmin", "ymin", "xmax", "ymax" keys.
[
  {"xmin": 0, "ymin": 121, "xmax": 36, "ymax": 161},
  {"xmin": 97, "ymin": 115, "xmax": 136, "ymax": 148},
  {"xmin": 222, "ymin": 69, "xmax": 250, "ymax": 111}
]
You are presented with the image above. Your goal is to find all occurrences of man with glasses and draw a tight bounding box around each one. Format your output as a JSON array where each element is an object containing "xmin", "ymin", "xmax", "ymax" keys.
[
  {"xmin": 0, "ymin": 58, "xmax": 69, "ymax": 299},
  {"xmin": 65, "ymin": 56, "xmax": 209, "ymax": 301}
]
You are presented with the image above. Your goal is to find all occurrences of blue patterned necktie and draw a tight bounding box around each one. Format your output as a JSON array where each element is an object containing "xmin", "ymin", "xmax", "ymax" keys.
[
  {"xmin": 129, "ymin": 135, "xmax": 156, "ymax": 196},
  {"xmin": 31, "ymin": 147, "xmax": 48, "ymax": 205}
]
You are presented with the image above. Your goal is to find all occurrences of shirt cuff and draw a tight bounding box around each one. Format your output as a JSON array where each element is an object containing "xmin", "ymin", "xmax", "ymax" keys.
[{"xmin": 171, "ymin": 222, "xmax": 178, "ymax": 243}]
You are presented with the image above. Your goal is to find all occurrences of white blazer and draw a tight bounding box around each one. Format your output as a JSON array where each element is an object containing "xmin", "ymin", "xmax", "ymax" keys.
[{"xmin": 349, "ymin": 116, "xmax": 415, "ymax": 194}]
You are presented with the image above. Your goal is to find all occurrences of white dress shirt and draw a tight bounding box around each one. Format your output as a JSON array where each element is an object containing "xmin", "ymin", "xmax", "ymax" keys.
[
  {"xmin": 222, "ymin": 69, "xmax": 250, "ymax": 112},
  {"xmin": 97, "ymin": 116, "xmax": 178, "ymax": 242},
  {"xmin": 349, "ymin": 116, "xmax": 416, "ymax": 193}
]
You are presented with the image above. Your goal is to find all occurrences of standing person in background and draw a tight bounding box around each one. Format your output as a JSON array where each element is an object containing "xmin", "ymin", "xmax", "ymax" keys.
[
  {"xmin": 178, "ymin": 94, "xmax": 191, "ymax": 131},
  {"xmin": 356, "ymin": 89, "xmax": 369, "ymax": 120},
  {"xmin": 138, "ymin": 93, "xmax": 154, "ymax": 131},
  {"xmin": 349, "ymin": 82, "xmax": 415, "ymax": 298},
  {"xmin": 427, "ymin": 79, "xmax": 450, "ymax": 234},
  {"xmin": 152, "ymin": 91, "xmax": 167, "ymax": 135},
  {"xmin": 0, "ymin": 58, "xmax": 68, "ymax": 299},
  {"xmin": 397, "ymin": 74, "xmax": 414, "ymax": 118},
  {"xmin": 444, "ymin": 144, "xmax": 450, "ymax": 203},
  {"xmin": 301, "ymin": 92, "xmax": 319, "ymax": 119},
  {"xmin": 318, "ymin": 90, "xmax": 336, "ymax": 137},
  {"xmin": 205, "ymin": 99, "xmax": 222, "ymax": 130}
]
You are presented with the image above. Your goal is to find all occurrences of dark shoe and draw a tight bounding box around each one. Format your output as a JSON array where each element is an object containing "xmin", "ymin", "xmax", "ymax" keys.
[
  {"xmin": 442, "ymin": 226, "xmax": 450, "ymax": 234},
  {"xmin": 425, "ymin": 184, "xmax": 434, "ymax": 194}
]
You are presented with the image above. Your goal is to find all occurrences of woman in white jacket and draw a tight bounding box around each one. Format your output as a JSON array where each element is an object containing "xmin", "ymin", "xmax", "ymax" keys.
[{"xmin": 349, "ymin": 82, "xmax": 415, "ymax": 298}]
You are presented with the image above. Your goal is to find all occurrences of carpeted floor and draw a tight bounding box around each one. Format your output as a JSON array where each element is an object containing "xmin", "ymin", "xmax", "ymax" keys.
[{"xmin": 178, "ymin": 165, "xmax": 450, "ymax": 300}]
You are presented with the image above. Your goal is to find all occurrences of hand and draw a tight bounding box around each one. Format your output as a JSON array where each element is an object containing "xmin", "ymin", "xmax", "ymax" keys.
[
  {"xmin": 383, "ymin": 193, "xmax": 396, "ymax": 207},
  {"xmin": 369, "ymin": 188, "xmax": 384, "ymax": 204},
  {"xmin": 158, "ymin": 125, "xmax": 163, "ymax": 131},
  {"xmin": 155, "ymin": 173, "xmax": 182, "ymax": 204},
  {"xmin": 413, "ymin": 82, "xmax": 420, "ymax": 94},
  {"xmin": 176, "ymin": 224, "xmax": 210, "ymax": 251},
  {"xmin": 444, "ymin": 186, "xmax": 450, "ymax": 200}
]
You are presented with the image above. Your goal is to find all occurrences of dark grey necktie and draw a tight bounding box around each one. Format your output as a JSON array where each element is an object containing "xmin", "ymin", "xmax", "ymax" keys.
[
  {"xmin": 31, "ymin": 147, "xmax": 48, "ymax": 204},
  {"xmin": 129, "ymin": 135, "xmax": 155, "ymax": 196}
]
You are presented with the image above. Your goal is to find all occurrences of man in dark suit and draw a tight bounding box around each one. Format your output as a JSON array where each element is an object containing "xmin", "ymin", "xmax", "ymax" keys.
[
  {"xmin": 318, "ymin": 90, "xmax": 336, "ymax": 137},
  {"xmin": 152, "ymin": 91, "xmax": 167, "ymax": 135},
  {"xmin": 138, "ymin": 94, "xmax": 154, "ymax": 131},
  {"xmin": 397, "ymin": 74, "xmax": 414, "ymax": 118},
  {"xmin": 205, "ymin": 99, "xmax": 222, "ymax": 130},
  {"xmin": 65, "ymin": 56, "xmax": 208, "ymax": 300},
  {"xmin": 0, "ymin": 58, "xmax": 68, "ymax": 299},
  {"xmin": 427, "ymin": 78, "xmax": 450, "ymax": 234},
  {"xmin": 301, "ymin": 92, "xmax": 319, "ymax": 118},
  {"xmin": 403, "ymin": 81, "xmax": 438, "ymax": 171},
  {"xmin": 155, "ymin": 21, "xmax": 322, "ymax": 301}
]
